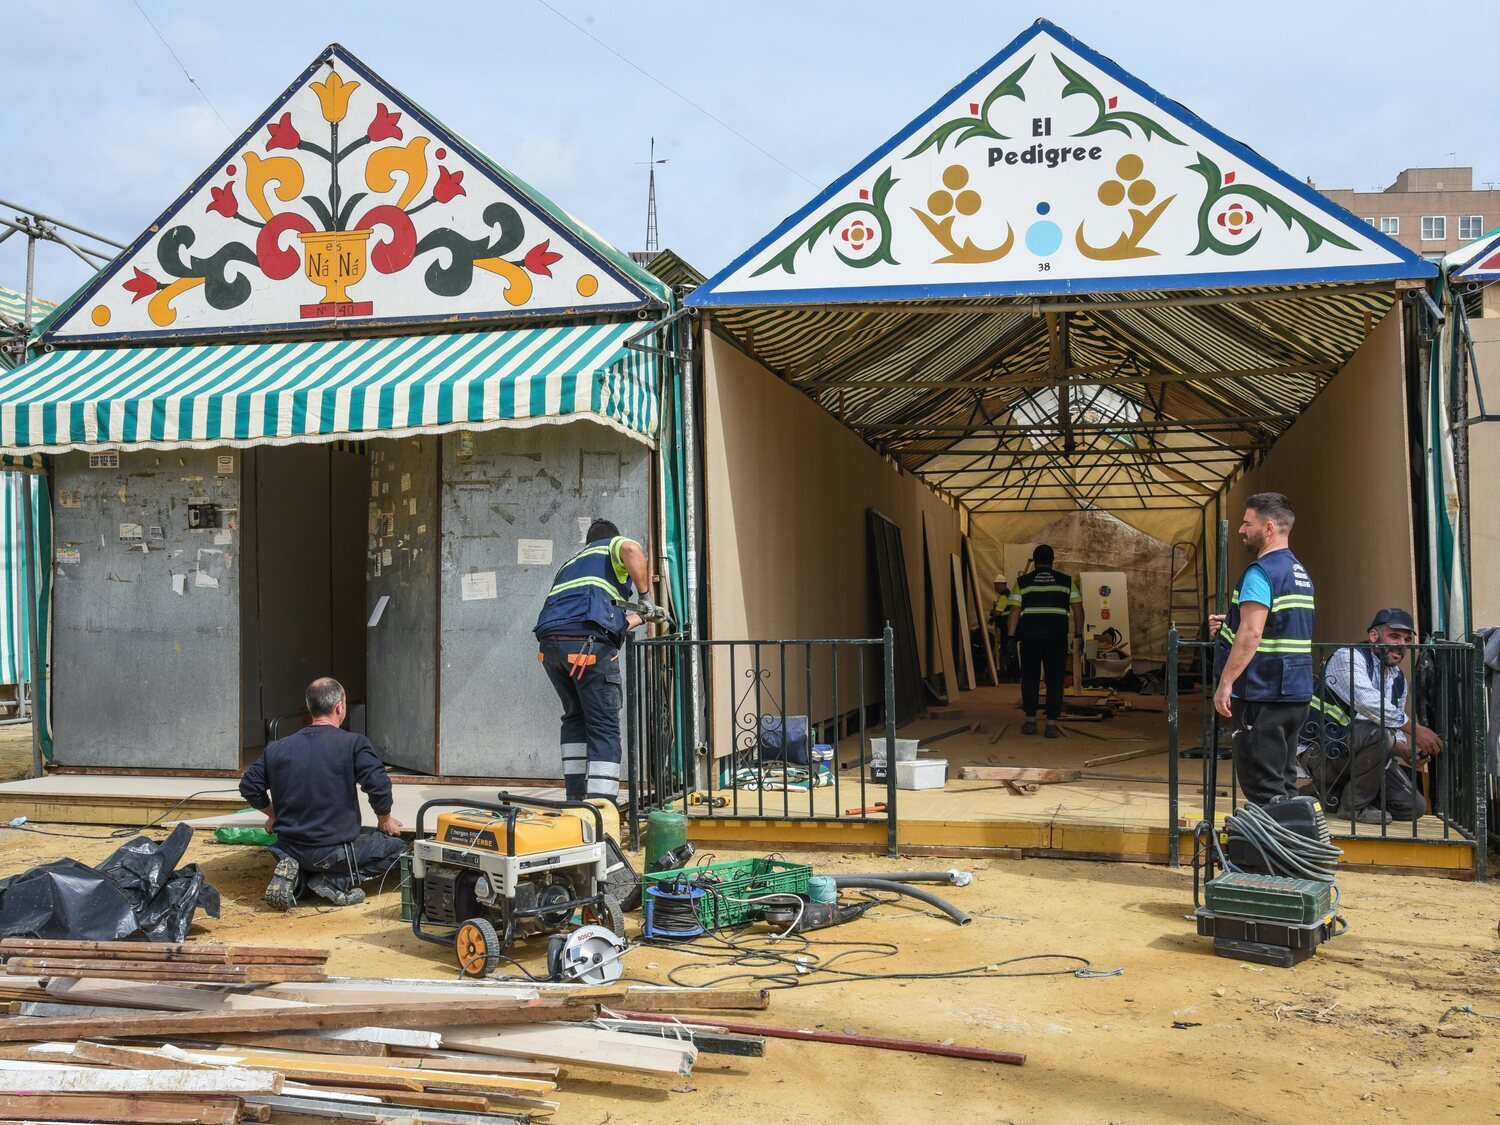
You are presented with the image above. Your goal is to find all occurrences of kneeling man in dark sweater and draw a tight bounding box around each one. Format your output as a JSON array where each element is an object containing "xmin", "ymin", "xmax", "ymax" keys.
[{"xmin": 240, "ymin": 677, "xmax": 406, "ymax": 910}]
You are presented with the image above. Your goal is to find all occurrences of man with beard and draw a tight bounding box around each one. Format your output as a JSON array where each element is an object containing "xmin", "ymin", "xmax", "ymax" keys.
[
  {"xmin": 1208, "ymin": 493, "xmax": 1316, "ymax": 805},
  {"xmin": 1300, "ymin": 608, "xmax": 1442, "ymax": 823}
]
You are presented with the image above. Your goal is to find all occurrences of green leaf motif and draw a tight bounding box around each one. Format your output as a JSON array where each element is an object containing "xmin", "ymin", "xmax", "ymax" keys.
[
  {"xmin": 1053, "ymin": 55, "xmax": 1184, "ymax": 146},
  {"xmin": 750, "ymin": 167, "xmax": 900, "ymax": 277},
  {"xmin": 1187, "ymin": 153, "xmax": 1357, "ymax": 256},
  {"xmin": 906, "ymin": 56, "xmax": 1033, "ymax": 157}
]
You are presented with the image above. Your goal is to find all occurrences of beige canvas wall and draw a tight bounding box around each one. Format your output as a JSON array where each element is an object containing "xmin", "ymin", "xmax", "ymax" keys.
[
  {"xmin": 1217, "ymin": 308, "xmax": 1416, "ymax": 642},
  {"xmin": 1467, "ymin": 318, "xmax": 1500, "ymax": 627},
  {"xmin": 702, "ymin": 330, "xmax": 966, "ymax": 755}
]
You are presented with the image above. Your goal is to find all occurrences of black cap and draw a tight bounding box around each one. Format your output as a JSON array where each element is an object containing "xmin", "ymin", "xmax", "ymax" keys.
[{"xmin": 1369, "ymin": 608, "xmax": 1415, "ymax": 631}]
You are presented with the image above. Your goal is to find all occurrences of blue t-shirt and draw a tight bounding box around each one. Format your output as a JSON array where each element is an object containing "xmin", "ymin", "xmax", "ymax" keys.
[{"xmin": 1239, "ymin": 563, "xmax": 1271, "ymax": 608}]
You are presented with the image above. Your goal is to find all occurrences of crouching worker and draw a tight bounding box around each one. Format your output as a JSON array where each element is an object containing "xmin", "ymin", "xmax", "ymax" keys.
[
  {"xmin": 240, "ymin": 677, "xmax": 406, "ymax": 910},
  {"xmin": 1299, "ymin": 608, "xmax": 1442, "ymax": 825}
]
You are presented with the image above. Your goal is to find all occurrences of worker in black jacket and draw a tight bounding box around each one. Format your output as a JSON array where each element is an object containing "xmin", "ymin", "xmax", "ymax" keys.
[
  {"xmin": 240, "ymin": 677, "xmax": 405, "ymax": 910},
  {"xmin": 1006, "ymin": 545, "xmax": 1084, "ymax": 738}
]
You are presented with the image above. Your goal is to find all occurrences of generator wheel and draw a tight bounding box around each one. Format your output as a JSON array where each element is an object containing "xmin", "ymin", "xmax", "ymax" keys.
[
  {"xmin": 584, "ymin": 892, "xmax": 625, "ymax": 936},
  {"xmin": 455, "ymin": 916, "xmax": 502, "ymax": 977}
]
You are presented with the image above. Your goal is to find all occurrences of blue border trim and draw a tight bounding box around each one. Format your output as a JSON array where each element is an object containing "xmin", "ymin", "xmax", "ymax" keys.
[
  {"xmin": 1454, "ymin": 232, "xmax": 1500, "ymax": 280},
  {"xmin": 688, "ymin": 19, "xmax": 1434, "ymax": 309},
  {"xmin": 45, "ymin": 44, "xmax": 658, "ymax": 344}
]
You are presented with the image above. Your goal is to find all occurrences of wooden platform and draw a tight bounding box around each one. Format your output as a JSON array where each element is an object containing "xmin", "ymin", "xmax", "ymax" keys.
[{"xmin": 0, "ymin": 690, "xmax": 1479, "ymax": 878}]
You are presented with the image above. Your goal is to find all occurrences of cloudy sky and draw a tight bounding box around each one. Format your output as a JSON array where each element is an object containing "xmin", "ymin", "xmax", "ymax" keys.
[{"xmin": 5, "ymin": 0, "xmax": 1497, "ymax": 303}]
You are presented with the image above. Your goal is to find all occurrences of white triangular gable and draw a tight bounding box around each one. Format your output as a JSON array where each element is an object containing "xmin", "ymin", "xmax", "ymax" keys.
[
  {"xmin": 1452, "ymin": 231, "xmax": 1500, "ymax": 282},
  {"xmin": 48, "ymin": 46, "xmax": 659, "ymax": 343},
  {"xmin": 691, "ymin": 21, "xmax": 1431, "ymax": 307}
]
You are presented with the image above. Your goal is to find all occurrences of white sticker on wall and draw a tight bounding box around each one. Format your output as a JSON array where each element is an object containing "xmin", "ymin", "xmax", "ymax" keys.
[
  {"xmin": 216, "ymin": 455, "xmax": 234, "ymax": 474},
  {"xmin": 119, "ymin": 523, "xmax": 143, "ymax": 542},
  {"xmin": 88, "ymin": 451, "xmax": 120, "ymax": 469},
  {"xmin": 213, "ymin": 530, "xmax": 232, "ymax": 546},
  {"xmin": 400, "ymin": 473, "xmax": 411, "ymax": 493},
  {"xmin": 58, "ymin": 490, "xmax": 81, "ymax": 509},
  {"xmin": 577, "ymin": 517, "xmax": 591, "ymax": 543},
  {"xmin": 517, "ymin": 539, "xmax": 553, "ymax": 566},
  {"xmin": 55, "ymin": 547, "xmax": 80, "ymax": 565},
  {"xmin": 171, "ymin": 573, "xmax": 187, "ymax": 596},
  {"xmin": 461, "ymin": 570, "xmax": 498, "ymax": 601}
]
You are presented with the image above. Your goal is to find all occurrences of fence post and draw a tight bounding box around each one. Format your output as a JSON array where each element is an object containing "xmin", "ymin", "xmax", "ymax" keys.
[
  {"xmin": 1473, "ymin": 639, "xmax": 1489, "ymax": 881},
  {"xmin": 884, "ymin": 624, "xmax": 898, "ymax": 857},
  {"xmin": 1167, "ymin": 625, "xmax": 1179, "ymax": 866}
]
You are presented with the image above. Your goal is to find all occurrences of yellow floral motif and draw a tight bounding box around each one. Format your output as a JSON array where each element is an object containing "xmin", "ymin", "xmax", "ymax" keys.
[
  {"xmin": 912, "ymin": 164, "xmax": 1013, "ymax": 264},
  {"xmin": 1076, "ymin": 154, "xmax": 1175, "ymax": 260},
  {"xmin": 147, "ymin": 277, "xmax": 206, "ymax": 328},
  {"xmin": 475, "ymin": 257, "xmax": 533, "ymax": 307},
  {"xmin": 364, "ymin": 137, "xmax": 430, "ymax": 211},
  {"xmin": 310, "ymin": 70, "xmax": 360, "ymax": 124},
  {"xmin": 242, "ymin": 152, "xmax": 305, "ymax": 223}
]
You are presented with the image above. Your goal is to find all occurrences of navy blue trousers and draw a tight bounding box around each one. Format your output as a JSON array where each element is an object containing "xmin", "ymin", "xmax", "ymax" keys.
[{"xmin": 540, "ymin": 638, "xmax": 623, "ymax": 801}]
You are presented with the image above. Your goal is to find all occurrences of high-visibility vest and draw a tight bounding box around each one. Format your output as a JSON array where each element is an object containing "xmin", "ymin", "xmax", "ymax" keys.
[
  {"xmin": 1214, "ymin": 547, "xmax": 1315, "ymax": 702},
  {"xmin": 534, "ymin": 536, "xmax": 634, "ymax": 645},
  {"xmin": 1009, "ymin": 567, "xmax": 1078, "ymax": 637},
  {"xmin": 1301, "ymin": 647, "xmax": 1406, "ymax": 757}
]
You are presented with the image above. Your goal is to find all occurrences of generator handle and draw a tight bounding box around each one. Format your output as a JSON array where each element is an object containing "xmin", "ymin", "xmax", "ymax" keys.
[{"xmin": 496, "ymin": 791, "xmax": 605, "ymax": 845}]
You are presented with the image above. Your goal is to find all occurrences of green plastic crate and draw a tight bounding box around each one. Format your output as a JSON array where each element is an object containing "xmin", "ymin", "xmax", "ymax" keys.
[
  {"xmin": 1204, "ymin": 872, "xmax": 1334, "ymax": 926},
  {"xmin": 643, "ymin": 857, "xmax": 812, "ymax": 930}
]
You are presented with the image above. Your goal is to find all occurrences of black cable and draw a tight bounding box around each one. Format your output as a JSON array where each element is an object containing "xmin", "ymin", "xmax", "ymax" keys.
[{"xmin": 3, "ymin": 786, "xmax": 244, "ymax": 840}]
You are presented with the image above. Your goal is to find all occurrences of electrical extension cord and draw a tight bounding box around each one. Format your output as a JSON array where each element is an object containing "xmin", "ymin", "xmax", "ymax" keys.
[{"xmin": 1221, "ymin": 803, "xmax": 1342, "ymax": 882}]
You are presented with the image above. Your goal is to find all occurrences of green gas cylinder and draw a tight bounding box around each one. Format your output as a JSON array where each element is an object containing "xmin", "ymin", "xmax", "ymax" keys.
[{"xmin": 644, "ymin": 808, "xmax": 688, "ymax": 871}]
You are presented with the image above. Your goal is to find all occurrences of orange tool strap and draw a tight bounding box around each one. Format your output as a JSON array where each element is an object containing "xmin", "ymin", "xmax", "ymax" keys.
[{"xmin": 535, "ymin": 652, "xmax": 599, "ymax": 666}]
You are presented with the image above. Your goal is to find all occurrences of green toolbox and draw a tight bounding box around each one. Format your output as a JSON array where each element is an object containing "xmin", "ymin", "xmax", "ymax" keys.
[{"xmin": 1203, "ymin": 872, "xmax": 1335, "ymax": 926}]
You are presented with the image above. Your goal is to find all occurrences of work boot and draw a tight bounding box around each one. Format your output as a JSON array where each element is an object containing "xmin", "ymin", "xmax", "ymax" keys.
[
  {"xmin": 1353, "ymin": 806, "xmax": 1391, "ymax": 826},
  {"xmin": 1021, "ymin": 718, "xmax": 1038, "ymax": 735},
  {"xmin": 264, "ymin": 856, "xmax": 299, "ymax": 912},
  {"xmin": 1044, "ymin": 721, "xmax": 1061, "ymax": 739},
  {"xmin": 306, "ymin": 875, "xmax": 366, "ymax": 907}
]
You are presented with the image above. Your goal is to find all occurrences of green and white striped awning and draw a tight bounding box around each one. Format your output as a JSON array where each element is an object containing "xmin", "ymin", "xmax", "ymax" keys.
[
  {"xmin": 0, "ymin": 321, "xmax": 659, "ymax": 454},
  {"xmin": 0, "ymin": 285, "xmax": 55, "ymax": 333}
]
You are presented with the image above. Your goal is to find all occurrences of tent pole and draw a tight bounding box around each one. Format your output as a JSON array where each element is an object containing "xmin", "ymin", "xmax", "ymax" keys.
[
  {"xmin": 681, "ymin": 313, "xmax": 705, "ymax": 789},
  {"xmin": 19, "ymin": 479, "xmax": 40, "ymax": 779}
]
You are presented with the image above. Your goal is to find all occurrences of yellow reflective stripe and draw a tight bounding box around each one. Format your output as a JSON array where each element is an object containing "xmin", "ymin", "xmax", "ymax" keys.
[
  {"xmin": 1257, "ymin": 639, "xmax": 1312, "ymax": 652},
  {"xmin": 1007, "ymin": 593, "xmax": 1022, "ymax": 607},
  {"xmin": 608, "ymin": 536, "xmax": 632, "ymax": 584},
  {"xmin": 1024, "ymin": 584, "xmax": 1073, "ymax": 594},
  {"xmin": 547, "ymin": 575, "xmax": 622, "ymax": 598},
  {"xmin": 1021, "ymin": 606, "xmax": 1070, "ymax": 615},
  {"xmin": 1309, "ymin": 696, "xmax": 1351, "ymax": 724},
  {"xmin": 1272, "ymin": 595, "xmax": 1316, "ymax": 609},
  {"xmin": 1219, "ymin": 626, "xmax": 1236, "ymax": 643}
]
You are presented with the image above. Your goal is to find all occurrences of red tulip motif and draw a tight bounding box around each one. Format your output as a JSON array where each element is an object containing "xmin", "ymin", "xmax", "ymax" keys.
[
  {"xmin": 265, "ymin": 112, "xmax": 301, "ymax": 151},
  {"xmin": 523, "ymin": 240, "xmax": 562, "ymax": 278},
  {"xmin": 367, "ymin": 103, "xmax": 403, "ymax": 142},
  {"xmin": 206, "ymin": 183, "xmax": 239, "ymax": 218},
  {"xmin": 433, "ymin": 167, "xmax": 465, "ymax": 203},
  {"xmin": 122, "ymin": 267, "xmax": 160, "ymax": 303}
]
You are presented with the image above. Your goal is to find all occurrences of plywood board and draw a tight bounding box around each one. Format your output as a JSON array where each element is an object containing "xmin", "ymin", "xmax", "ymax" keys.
[
  {"xmin": 950, "ymin": 554, "xmax": 976, "ymax": 691},
  {"xmin": 922, "ymin": 513, "xmax": 959, "ymax": 699}
]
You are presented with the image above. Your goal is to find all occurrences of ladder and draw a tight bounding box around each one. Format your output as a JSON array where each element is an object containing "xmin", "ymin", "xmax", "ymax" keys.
[{"xmin": 1169, "ymin": 539, "xmax": 1203, "ymax": 648}]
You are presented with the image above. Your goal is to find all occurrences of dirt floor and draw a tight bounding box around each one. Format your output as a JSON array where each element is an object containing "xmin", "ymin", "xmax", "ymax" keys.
[{"xmin": 0, "ymin": 815, "xmax": 1494, "ymax": 1123}]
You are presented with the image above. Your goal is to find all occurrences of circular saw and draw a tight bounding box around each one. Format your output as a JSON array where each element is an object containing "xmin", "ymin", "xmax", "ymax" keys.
[{"xmin": 547, "ymin": 924, "xmax": 628, "ymax": 985}]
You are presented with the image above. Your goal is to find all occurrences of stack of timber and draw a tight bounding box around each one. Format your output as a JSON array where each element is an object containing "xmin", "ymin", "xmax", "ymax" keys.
[{"xmin": 0, "ymin": 940, "xmax": 767, "ymax": 1123}]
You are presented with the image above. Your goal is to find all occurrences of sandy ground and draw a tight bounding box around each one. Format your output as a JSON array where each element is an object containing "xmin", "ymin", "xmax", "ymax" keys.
[{"xmin": 0, "ymin": 818, "xmax": 1493, "ymax": 1124}]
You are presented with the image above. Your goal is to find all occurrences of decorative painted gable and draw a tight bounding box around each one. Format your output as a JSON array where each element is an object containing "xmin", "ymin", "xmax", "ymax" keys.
[
  {"xmin": 692, "ymin": 20, "xmax": 1431, "ymax": 307},
  {"xmin": 48, "ymin": 45, "xmax": 660, "ymax": 343}
]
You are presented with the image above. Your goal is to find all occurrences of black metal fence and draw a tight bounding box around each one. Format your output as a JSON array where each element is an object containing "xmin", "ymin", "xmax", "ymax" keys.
[
  {"xmin": 1167, "ymin": 630, "xmax": 1487, "ymax": 879},
  {"xmin": 625, "ymin": 627, "xmax": 901, "ymax": 855}
]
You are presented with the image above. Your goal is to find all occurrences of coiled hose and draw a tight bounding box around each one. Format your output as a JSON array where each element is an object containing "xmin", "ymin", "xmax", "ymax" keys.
[
  {"xmin": 831, "ymin": 876, "xmax": 972, "ymax": 925},
  {"xmin": 1223, "ymin": 803, "xmax": 1342, "ymax": 882}
]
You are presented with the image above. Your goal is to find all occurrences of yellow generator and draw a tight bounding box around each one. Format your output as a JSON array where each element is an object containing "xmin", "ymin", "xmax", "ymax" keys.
[{"xmin": 409, "ymin": 794, "xmax": 628, "ymax": 976}]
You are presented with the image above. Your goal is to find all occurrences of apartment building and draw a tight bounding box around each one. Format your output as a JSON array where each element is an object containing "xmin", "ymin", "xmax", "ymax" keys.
[{"xmin": 1317, "ymin": 167, "xmax": 1500, "ymax": 260}]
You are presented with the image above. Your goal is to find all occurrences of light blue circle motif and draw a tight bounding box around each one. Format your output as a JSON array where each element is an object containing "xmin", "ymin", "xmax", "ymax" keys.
[{"xmin": 1026, "ymin": 220, "xmax": 1062, "ymax": 256}]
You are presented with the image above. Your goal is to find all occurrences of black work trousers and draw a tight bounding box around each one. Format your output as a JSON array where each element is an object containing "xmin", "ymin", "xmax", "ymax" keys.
[
  {"xmin": 1229, "ymin": 697, "xmax": 1309, "ymax": 805},
  {"xmin": 271, "ymin": 827, "xmax": 406, "ymax": 896},
  {"xmin": 540, "ymin": 638, "xmax": 623, "ymax": 802},
  {"xmin": 1019, "ymin": 632, "xmax": 1069, "ymax": 720},
  {"xmin": 1301, "ymin": 721, "xmax": 1427, "ymax": 819}
]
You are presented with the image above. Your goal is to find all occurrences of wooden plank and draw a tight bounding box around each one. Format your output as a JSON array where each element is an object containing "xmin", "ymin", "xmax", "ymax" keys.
[
  {"xmin": 263, "ymin": 980, "xmax": 539, "ymax": 1006},
  {"xmin": 6, "ymin": 958, "xmax": 327, "ymax": 982},
  {"xmin": 247, "ymin": 1094, "xmax": 520, "ymax": 1124},
  {"xmin": 950, "ymin": 554, "xmax": 976, "ymax": 691},
  {"xmin": 610, "ymin": 1023, "xmax": 766, "ymax": 1057},
  {"xmin": 963, "ymin": 538, "xmax": 1000, "ymax": 687},
  {"xmin": 45, "ymin": 977, "xmax": 295, "ymax": 1010},
  {"xmin": 45, "ymin": 1041, "xmax": 219, "ymax": 1070},
  {"xmin": 0, "ymin": 1094, "xmax": 243, "ymax": 1124},
  {"xmin": 199, "ymin": 1032, "xmax": 392, "ymax": 1057},
  {"xmin": 182, "ymin": 1048, "xmax": 556, "ymax": 1097},
  {"xmin": 0, "ymin": 940, "xmax": 327, "ymax": 964},
  {"xmin": 611, "ymin": 987, "xmax": 770, "ymax": 1013},
  {"xmin": 441, "ymin": 1025, "xmax": 696, "ymax": 1076},
  {"xmin": 0, "ymin": 1066, "xmax": 280, "ymax": 1093},
  {"xmin": 1081, "ymin": 745, "xmax": 1170, "ymax": 768},
  {"xmin": 958, "ymin": 765, "xmax": 1082, "ymax": 783},
  {"xmin": 380, "ymin": 1053, "xmax": 559, "ymax": 1078},
  {"xmin": 0, "ymin": 998, "xmax": 595, "ymax": 1042}
]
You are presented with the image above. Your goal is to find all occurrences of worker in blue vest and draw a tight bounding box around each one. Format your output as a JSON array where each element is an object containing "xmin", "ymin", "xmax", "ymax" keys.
[
  {"xmin": 1006, "ymin": 545, "xmax": 1083, "ymax": 737},
  {"xmin": 1209, "ymin": 492, "xmax": 1316, "ymax": 805},
  {"xmin": 534, "ymin": 519, "xmax": 663, "ymax": 803}
]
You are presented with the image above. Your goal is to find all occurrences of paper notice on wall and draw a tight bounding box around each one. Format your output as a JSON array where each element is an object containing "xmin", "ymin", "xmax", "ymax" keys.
[
  {"xmin": 171, "ymin": 573, "xmax": 186, "ymax": 596},
  {"xmin": 55, "ymin": 547, "xmax": 80, "ymax": 566},
  {"xmin": 577, "ymin": 517, "xmax": 591, "ymax": 543},
  {"xmin": 517, "ymin": 538, "xmax": 553, "ymax": 566},
  {"xmin": 213, "ymin": 530, "xmax": 232, "ymax": 546},
  {"xmin": 88, "ymin": 451, "xmax": 119, "ymax": 469},
  {"xmin": 381, "ymin": 548, "xmax": 393, "ymax": 566},
  {"xmin": 368, "ymin": 594, "xmax": 390, "ymax": 627},
  {"xmin": 400, "ymin": 473, "xmax": 411, "ymax": 493},
  {"xmin": 194, "ymin": 569, "xmax": 219, "ymax": 589},
  {"xmin": 216, "ymin": 455, "xmax": 234, "ymax": 474},
  {"xmin": 58, "ymin": 490, "xmax": 81, "ymax": 509},
  {"xmin": 119, "ymin": 523, "xmax": 143, "ymax": 543},
  {"xmin": 461, "ymin": 571, "xmax": 498, "ymax": 601}
]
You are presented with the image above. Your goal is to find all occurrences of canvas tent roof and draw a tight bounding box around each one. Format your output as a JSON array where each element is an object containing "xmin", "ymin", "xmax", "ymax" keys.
[{"xmin": 688, "ymin": 19, "xmax": 1434, "ymax": 542}]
